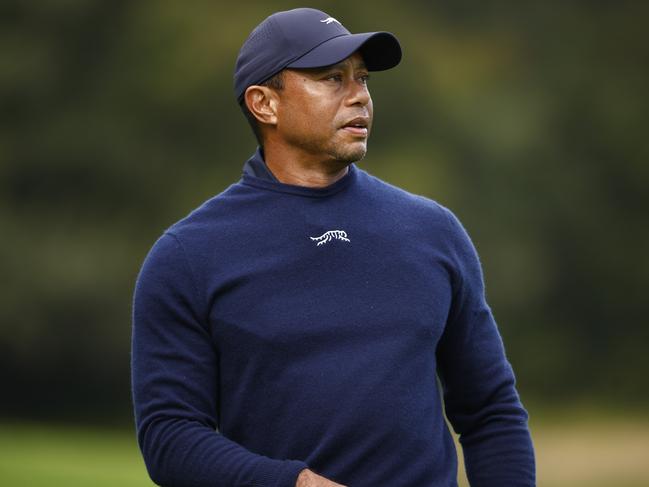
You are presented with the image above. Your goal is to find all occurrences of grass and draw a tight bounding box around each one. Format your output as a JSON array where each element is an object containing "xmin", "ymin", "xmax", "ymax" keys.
[
  {"xmin": 0, "ymin": 422, "xmax": 154, "ymax": 487},
  {"xmin": 456, "ymin": 410, "xmax": 649, "ymax": 487},
  {"xmin": 1, "ymin": 412, "xmax": 648, "ymax": 486}
]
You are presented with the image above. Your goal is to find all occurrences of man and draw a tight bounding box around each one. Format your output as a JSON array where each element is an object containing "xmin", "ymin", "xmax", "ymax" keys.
[{"xmin": 131, "ymin": 7, "xmax": 536, "ymax": 487}]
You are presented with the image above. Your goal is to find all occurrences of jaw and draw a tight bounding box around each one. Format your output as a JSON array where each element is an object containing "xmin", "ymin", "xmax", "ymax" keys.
[
  {"xmin": 325, "ymin": 132, "xmax": 369, "ymax": 163},
  {"xmin": 271, "ymin": 121, "xmax": 370, "ymax": 165}
]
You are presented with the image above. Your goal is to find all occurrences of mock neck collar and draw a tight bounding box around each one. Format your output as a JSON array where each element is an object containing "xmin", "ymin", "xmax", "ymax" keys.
[
  {"xmin": 240, "ymin": 146, "xmax": 357, "ymax": 198},
  {"xmin": 241, "ymin": 146, "xmax": 280, "ymax": 182}
]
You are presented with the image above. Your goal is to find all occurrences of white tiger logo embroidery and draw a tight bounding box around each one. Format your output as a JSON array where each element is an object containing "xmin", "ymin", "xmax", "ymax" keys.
[{"xmin": 309, "ymin": 230, "xmax": 350, "ymax": 246}]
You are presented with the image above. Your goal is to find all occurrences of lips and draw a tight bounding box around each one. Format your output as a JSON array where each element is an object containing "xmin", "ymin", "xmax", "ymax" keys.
[{"xmin": 341, "ymin": 116, "xmax": 369, "ymax": 137}]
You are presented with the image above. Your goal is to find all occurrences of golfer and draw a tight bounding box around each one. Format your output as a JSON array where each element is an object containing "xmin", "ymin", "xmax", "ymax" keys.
[{"xmin": 131, "ymin": 7, "xmax": 536, "ymax": 487}]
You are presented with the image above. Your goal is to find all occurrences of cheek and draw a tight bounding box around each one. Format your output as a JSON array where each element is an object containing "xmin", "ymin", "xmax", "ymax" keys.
[
  {"xmin": 281, "ymin": 100, "xmax": 334, "ymax": 136},
  {"xmin": 277, "ymin": 100, "xmax": 304, "ymax": 134}
]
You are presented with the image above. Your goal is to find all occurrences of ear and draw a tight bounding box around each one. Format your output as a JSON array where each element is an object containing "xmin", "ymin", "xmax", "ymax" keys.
[{"xmin": 244, "ymin": 85, "xmax": 279, "ymax": 127}]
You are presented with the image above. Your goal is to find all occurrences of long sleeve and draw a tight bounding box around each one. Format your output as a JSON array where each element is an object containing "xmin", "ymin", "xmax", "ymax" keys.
[
  {"xmin": 131, "ymin": 232, "xmax": 308, "ymax": 487},
  {"xmin": 436, "ymin": 208, "xmax": 536, "ymax": 486}
]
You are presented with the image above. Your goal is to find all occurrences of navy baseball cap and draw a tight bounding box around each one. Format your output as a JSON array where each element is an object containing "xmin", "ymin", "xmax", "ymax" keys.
[{"xmin": 234, "ymin": 8, "xmax": 402, "ymax": 103}]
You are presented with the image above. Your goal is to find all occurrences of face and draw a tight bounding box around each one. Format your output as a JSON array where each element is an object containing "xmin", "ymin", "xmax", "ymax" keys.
[{"xmin": 273, "ymin": 51, "xmax": 373, "ymax": 164}]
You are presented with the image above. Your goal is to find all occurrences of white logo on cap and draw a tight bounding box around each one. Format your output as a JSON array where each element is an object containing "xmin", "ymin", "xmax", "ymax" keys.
[{"xmin": 320, "ymin": 17, "xmax": 341, "ymax": 25}]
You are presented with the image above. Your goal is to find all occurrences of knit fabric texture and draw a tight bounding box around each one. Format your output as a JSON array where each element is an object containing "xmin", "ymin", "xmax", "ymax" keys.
[{"xmin": 131, "ymin": 149, "xmax": 536, "ymax": 486}]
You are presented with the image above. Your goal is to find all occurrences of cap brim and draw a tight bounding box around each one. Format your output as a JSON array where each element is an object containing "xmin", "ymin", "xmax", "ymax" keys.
[{"xmin": 286, "ymin": 31, "xmax": 401, "ymax": 71}]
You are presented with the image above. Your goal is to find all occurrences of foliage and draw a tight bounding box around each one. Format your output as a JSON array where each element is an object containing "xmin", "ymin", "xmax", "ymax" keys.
[{"xmin": 1, "ymin": 1, "xmax": 647, "ymax": 420}]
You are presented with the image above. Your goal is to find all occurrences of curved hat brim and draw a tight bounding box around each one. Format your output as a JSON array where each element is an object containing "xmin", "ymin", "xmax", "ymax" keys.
[{"xmin": 286, "ymin": 31, "xmax": 402, "ymax": 71}]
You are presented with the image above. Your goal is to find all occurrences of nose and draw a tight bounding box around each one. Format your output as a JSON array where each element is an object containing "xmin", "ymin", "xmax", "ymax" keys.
[{"xmin": 345, "ymin": 78, "xmax": 371, "ymax": 107}]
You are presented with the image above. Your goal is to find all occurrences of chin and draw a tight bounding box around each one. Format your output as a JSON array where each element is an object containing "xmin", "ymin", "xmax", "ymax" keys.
[{"xmin": 331, "ymin": 142, "xmax": 368, "ymax": 164}]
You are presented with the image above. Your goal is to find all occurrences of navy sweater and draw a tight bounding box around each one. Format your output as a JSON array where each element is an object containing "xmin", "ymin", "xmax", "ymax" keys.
[{"xmin": 131, "ymin": 148, "xmax": 535, "ymax": 487}]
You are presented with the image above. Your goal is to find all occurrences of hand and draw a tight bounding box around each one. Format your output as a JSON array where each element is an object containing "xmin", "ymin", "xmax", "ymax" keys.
[{"xmin": 295, "ymin": 468, "xmax": 347, "ymax": 487}]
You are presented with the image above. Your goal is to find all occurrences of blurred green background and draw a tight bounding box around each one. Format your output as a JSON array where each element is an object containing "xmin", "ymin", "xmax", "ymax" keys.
[{"xmin": 1, "ymin": 0, "xmax": 647, "ymax": 485}]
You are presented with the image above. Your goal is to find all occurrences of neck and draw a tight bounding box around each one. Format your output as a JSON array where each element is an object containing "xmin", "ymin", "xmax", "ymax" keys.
[{"xmin": 262, "ymin": 143, "xmax": 350, "ymax": 188}]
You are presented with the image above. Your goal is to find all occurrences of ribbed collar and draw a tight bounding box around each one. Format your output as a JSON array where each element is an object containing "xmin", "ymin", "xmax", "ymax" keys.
[{"xmin": 241, "ymin": 146, "xmax": 357, "ymax": 198}]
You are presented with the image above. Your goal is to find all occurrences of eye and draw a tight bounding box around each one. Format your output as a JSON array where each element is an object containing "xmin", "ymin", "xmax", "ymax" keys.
[
  {"xmin": 359, "ymin": 73, "xmax": 370, "ymax": 84},
  {"xmin": 325, "ymin": 73, "xmax": 343, "ymax": 82}
]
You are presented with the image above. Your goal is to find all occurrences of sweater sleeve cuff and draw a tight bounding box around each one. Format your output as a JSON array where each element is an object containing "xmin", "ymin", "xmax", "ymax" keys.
[{"xmin": 250, "ymin": 457, "xmax": 309, "ymax": 487}]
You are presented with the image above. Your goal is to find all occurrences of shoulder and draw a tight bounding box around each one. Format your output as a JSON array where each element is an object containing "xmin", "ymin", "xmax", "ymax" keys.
[
  {"xmin": 136, "ymin": 181, "xmax": 249, "ymax": 277},
  {"xmin": 162, "ymin": 180, "xmax": 255, "ymax": 245},
  {"xmin": 354, "ymin": 167, "xmax": 478, "ymax": 265},
  {"xmin": 355, "ymin": 166, "xmax": 457, "ymax": 229}
]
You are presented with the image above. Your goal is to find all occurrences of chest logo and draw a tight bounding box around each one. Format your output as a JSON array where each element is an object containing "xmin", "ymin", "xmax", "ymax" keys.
[{"xmin": 309, "ymin": 230, "xmax": 350, "ymax": 246}]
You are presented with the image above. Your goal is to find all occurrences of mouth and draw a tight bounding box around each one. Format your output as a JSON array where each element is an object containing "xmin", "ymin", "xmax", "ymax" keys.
[{"xmin": 340, "ymin": 116, "xmax": 369, "ymax": 138}]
